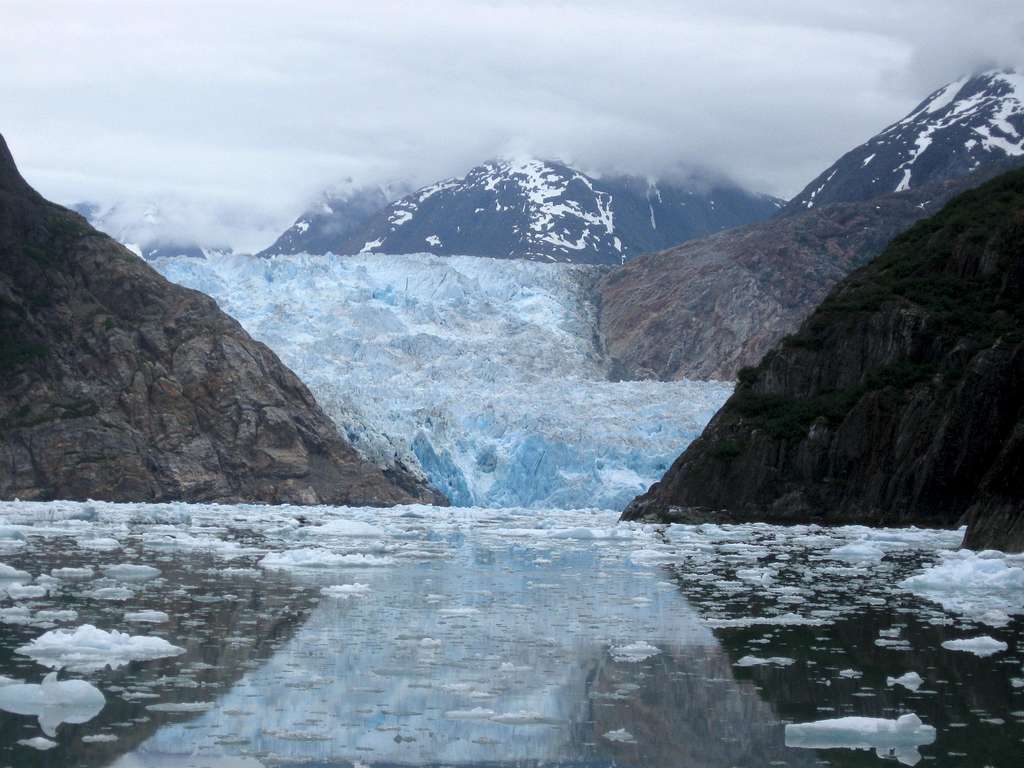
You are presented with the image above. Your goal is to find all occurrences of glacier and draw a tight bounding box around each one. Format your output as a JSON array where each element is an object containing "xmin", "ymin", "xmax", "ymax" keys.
[{"xmin": 154, "ymin": 252, "xmax": 731, "ymax": 509}]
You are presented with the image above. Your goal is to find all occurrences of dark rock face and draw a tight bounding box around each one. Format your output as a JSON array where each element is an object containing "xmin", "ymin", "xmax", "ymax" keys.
[
  {"xmin": 787, "ymin": 69, "xmax": 1024, "ymax": 212},
  {"xmin": 0, "ymin": 135, "xmax": 444, "ymax": 506},
  {"xmin": 260, "ymin": 158, "xmax": 783, "ymax": 265},
  {"xmin": 622, "ymin": 168, "xmax": 1024, "ymax": 552},
  {"xmin": 599, "ymin": 160, "xmax": 1024, "ymax": 381}
]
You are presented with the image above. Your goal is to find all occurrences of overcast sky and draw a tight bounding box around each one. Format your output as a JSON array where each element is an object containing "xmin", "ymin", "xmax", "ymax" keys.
[{"xmin": 3, "ymin": 0, "xmax": 1023, "ymax": 251}]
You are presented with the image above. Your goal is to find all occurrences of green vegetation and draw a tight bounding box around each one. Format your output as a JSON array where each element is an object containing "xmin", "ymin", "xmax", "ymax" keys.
[{"xmin": 737, "ymin": 168, "xmax": 1024, "ymax": 443}]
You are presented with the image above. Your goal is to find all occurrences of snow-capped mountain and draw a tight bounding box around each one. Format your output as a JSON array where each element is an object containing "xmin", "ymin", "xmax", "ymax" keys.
[
  {"xmin": 255, "ymin": 183, "xmax": 409, "ymax": 258},
  {"xmin": 72, "ymin": 201, "xmax": 232, "ymax": 260},
  {"xmin": 261, "ymin": 158, "xmax": 783, "ymax": 265},
  {"xmin": 789, "ymin": 69, "xmax": 1024, "ymax": 211}
]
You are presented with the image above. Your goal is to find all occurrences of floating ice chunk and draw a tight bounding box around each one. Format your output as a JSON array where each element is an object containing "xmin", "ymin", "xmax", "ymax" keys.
[
  {"xmin": 419, "ymin": 637, "xmax": 442, "ymax": 648},
  {"xmin": 838, "ymin": 668, "xmax": 862, "ymax": 679},
  {"xmin": 705, "ymin": 613, "xmax": 827, "ymax": 628},
  {"xmin": 489, "ymin": 710, "xmax": 557, "ymax": 725},
  {"xmin": 82, "ymin": 733, "xmax": 118, "ymax": 743},
  {"xmin": 259, "ymin": 548, "xmax": 394, "ymax": 570},
  {"xmin": 298, "ymin": 519, "xmax": 386, "ymax": 538},
  {"xmin": 736, "ymin": 567, "xmax": 774, "ymax": 585},
  {"xmin": 940, "ymin": 636, "xmax": 1008, "ymax": 657},
  {"xmin": 0, "ymin": 607, "xmax": 32, "ymax": 624},
  {"xmin": 17, "ymin": 624, "xmax": 185, "ymax": 672},
  {"xmin": 18, "ymin": 736, "xmax": 57, "ymax": 751},
  {"xmin": 785, "ymin": 713, "xmax": 936, "ymax": 766},
  {"xmin": 52, "ymin": 567, "xmax": 94, "ymax": 581},
  {"xmin": 603, "ymin": 728, "xmax": 637, "ymax": 743},
  {"xmin": 124, "ymin": 610, "xmax": 169, "ymax": 623},
  {"xmin": 6, "ymin": 583, "xmax": 48, "ymax": 599},
  {"xmin": 900, "ymin": 552, "xmax": 1024, "ymax": 626},
  {"xmin": 887, "ymin": 672, "xmax": 924, "ymax": 691},
  {"xmin": 87, "ymin": 586, "xmax": 134, "ymax": 601},
  {"xmin": 34, "ymin": 610, "xmax": 77, "ymax": 624},
  {"xmin": 78, "ymin": 538, "xmax": 121, "ymax": 552},
  {"xmin": 0, "ymin": 525, "xmax": 25, "ymax": 540},
  {"xmin": 218, "ymin": 567, "xmax": 260, "ymax": 578},
  {"xmin": 610, "ymin": 641, "xmax": 660, "ymax": 662},
  {"xmin": 104, "ymin": 564, "xmax": 160, "ymax": 582},
  {"xmin": 0, "ymin": 671, "xmax": 105, "ymax": 736},
  {"xmin": 146, "ymin": 701, "xmax": 213, "ymax": 713},
  {"xmin": 829, "ymin": 542, "xmax": 885, "ymax": 562},
  {"xmin": 439, "ymin": 607, "xmax": 479, "ymax": 616},
  {"xmin": 445, "ymin": 707, "xmax": 495, "ymax": 720},
  {"xmin": 735, "ymin": 655, "xmax": 795, "ymax": 667},
  {"xmin": 320, "ymin": 583, "xmax": 371, "ymax": 599},
  {"xmin": 142, "ymin": 531, "xmax": 251, "ymax": 559},
  {"xmin": 0, "ymin": 563, "xmax": 30, "ymax": 581}
]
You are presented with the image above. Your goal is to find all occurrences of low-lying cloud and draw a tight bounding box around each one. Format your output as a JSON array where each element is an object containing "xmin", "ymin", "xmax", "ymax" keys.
[{"xmin": 2, "ymin": 0, "xmax": 1022, "ymax": 251}]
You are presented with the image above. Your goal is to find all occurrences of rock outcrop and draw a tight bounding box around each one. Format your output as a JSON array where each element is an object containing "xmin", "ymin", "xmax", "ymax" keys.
[
  {"xmin": 622, "ymin": 168, "xmax": 1024, "ymax": 552},
  {"xmin": 0, "ymin": 134, "xmax": 444, "ymax": 506},
  {"xmin": 599, "ymin": 159, "xmax": 1024, "ymax": 381}
]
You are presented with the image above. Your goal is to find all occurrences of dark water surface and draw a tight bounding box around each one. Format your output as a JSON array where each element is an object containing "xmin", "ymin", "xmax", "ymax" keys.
[{"xmin": 0, "ymin": 501, "xmax": 1020, "ymax": 767}]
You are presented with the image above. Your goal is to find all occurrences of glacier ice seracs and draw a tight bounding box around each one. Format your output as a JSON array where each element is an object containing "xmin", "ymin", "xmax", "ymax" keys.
[{"xmin": 155, "ymin": 252, "xmax": 732, "ymax": 509}]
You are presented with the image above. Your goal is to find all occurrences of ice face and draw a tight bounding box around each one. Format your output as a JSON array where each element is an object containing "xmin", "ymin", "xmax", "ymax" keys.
[{"xmin": 153, "ymin": 252, "xmax": 731, "ymax": 509}]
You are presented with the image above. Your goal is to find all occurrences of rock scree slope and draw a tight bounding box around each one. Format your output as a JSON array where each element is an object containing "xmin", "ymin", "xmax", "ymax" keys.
[{"xmin": 0, "ymin": 134, "xmax": 443, "ymax": 506}]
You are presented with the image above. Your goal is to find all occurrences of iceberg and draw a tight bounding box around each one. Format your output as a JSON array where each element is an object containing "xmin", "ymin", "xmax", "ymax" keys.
[
  {"xmin": 940, "ymin": 636, "xmax": 1008, "ymax": 657},
  {"xmin": 0, "ymin": 671, "xmax": 105, "ymax": 736},
  {"xmin": 16, "ymin": 624, "xmax": 185, "ymax": 672},
  {"xmin": 785, "ymin": 713, "xmax": 936, "ymax": 766},
  {"xmin": 900, "ymin": 550, "xmax": 1024, "ymax": 626},
  {"xmin": 154, "ymin": 252, "xmax": 731, "ymax": 509}
]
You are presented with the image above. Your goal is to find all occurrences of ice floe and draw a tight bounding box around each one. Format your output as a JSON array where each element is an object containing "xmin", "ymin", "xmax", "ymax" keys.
[
  {"xmin": 735, "ymin": 655, "xmax": 795, "ymax": 667},
  {"xmin": 104, "ymin": 564, "xmax": 161, "ymax": 582},
  {"xmin": 887, "ymin": 672, "xmax": 924, "ymax": 691},
  {"xmin": 900, "ymin": 549, "xmax": 1024, "ymax": 626},
  {"xmin": 785, "ymin": 713, "xmax": 936, "ymax": 766},
  {"xmin": 17, "ymin": 625, "xmax": 185, "ymax": 672},
  {"xmin": 260, "ymin": 549, "xmax": 395, "ymax": 570},
  {"xmin": 124, "ymin": 610, "xmax": 170, "ymax": 623},
  {"xmin": 610, "ymin": 641, "xmax": 661, "ymax": 662},
  {"xmin": 320, "ymin": 583, "xmax": 372, "ymax": 599},
  {"xmin": 0, "ymin": 671, "xmax": 105, "ymax": 736},
  {"xmin": 940, "ymin": 636, "xmax": 1008, "ymax": 657}
]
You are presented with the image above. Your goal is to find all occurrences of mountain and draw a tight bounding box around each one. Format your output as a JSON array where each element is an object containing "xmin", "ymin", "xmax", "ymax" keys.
[
  {"xmin": 788, "ymin": 69, "xmax": 1023, "ymax": 212},
  {"xmin": 0, "ymin": 134, "xmax": 443, "ymax": 506},
  {"xmin": 600, "ymin": 69, "xmax": 1024, "ymax": 382},
  {"xmin": 622, "ymin": 167, "xmax": 1024, "ymax": 552},
  {"xmin": 256, "ymin": 183, "xmax": 408, "ymax": 258},
  {"xmin": 71, "ymin": 200, "xmax": 232, "ymax": 260},
  {"xmin": 599, "ymin": 158, "xmax": 1024, "ymax": 381},
  {"xmin": 259, "ymin": 158, "xmax": 783, "ymax": 265}
]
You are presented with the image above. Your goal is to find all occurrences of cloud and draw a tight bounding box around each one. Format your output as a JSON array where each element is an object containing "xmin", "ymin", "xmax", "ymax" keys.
[{"xmin": 1, "ymin": 0, "xmax": 1021, "ymax": 251}]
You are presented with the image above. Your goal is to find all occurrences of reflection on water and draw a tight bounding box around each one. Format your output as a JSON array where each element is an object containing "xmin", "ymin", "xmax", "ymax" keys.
[{"xmin": 0, "ymin": 502, "xmax": 1021, "ymax": 767}]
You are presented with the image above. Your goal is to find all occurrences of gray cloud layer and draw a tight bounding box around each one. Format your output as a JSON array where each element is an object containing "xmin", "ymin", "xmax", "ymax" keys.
[{"xmin": 2, "ymin": 0, "xmax": 1022, "ymax": 251}]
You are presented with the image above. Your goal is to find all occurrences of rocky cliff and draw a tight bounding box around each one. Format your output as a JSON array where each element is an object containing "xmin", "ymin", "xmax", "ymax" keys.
[
  {"xmin": 599, "ymin": 159, "xmax": 1024, "ymax": 381},
  {"xmin": 0, "ymin": 135, "xmax": 444, "ymax": 506},
  {"xmin": 622, "ymin": 168, "xmax": 1024, "ymax": 552}
]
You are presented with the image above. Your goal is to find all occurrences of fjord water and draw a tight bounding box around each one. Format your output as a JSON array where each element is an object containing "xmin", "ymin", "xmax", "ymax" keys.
[{"xmin": 0, "ymin": 502, "xmax": 1022, "ymax": 767}]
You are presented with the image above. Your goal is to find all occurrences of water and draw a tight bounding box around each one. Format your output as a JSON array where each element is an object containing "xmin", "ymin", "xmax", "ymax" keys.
[{"xmin": 0, "ymin": 501, "xmax": 1021, "ymax": 767}]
